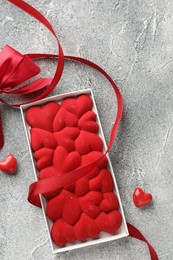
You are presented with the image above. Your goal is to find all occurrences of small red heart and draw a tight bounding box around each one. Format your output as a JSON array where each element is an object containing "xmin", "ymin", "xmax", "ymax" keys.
[
  {"xmin": 100, "ymin": 192, "xmax": 119, "ymax": 212},
  {"xmin": 74, "ymin": 213, "xmax": 100, "ymax": 241},
  {"xmin": 53, "ymin": 108, "xmax": 78, "ymax": 132},
  {"xmin": 81, "ymin": 151, "xmax": 108, "ymax": 169},
  {"xmin": 79, "ymin": 191, "xmax": 103, "ymax": 219},
  {"xmin": 54, "ymin": 127, "xmax": 80, "ymax": 152},
  {"xmin": 75, "ymin": 130, "xmax": 103, "ymax": 155},
  {"xmin": 133, "ymin": 187, "xmax": 152, "ymax": 207},
  {"xmin": 34, "ymin": 147, "xmax": 54, "ymax": 171},
  {"xmin": 95, "ymin": 210, "xmax": 122, "ymax": 234},
  {"xmin": 46, "ymin": 190, "xmax": 81, "ymax": 225},
  {"xmin": 75, "ymin": 176, "xmax": 89, "ymax": 197},
  {"xmin": 51, "ymin": 218, "xmax": 75, "ymax": 247},
  {"xmin": 26, "ymin": 102, "xmax": 60, "ymax": 132},
  {"xmin": 30, "ymin": 128, "xmax": 57, "ymax": 151},
  {"xmin": 53, "ymin": 146, "xmax": 81, "ymax": 174},
  {"xmin": 0, "ymin": 154, "xmax": 17, "ymax": 174},
  {"xmin": 89, "ymin": 168, "xmax": 114, "ymax": 192},
  {"xmin": 78, "ymin": 111, "xmax": 99, "ymax": 133},
  {"xmin": 61, "ymin": 94, "xmax": 93, "ymax": 118},
  {"xmin": 38, "ymin": 166, "xmax": 61, "ymax": 199}
]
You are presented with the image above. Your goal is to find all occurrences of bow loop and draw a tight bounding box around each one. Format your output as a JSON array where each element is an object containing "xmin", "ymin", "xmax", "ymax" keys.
[{"xmin": 0, "ymin": 45, "xmax": 50, "ymax": 93}]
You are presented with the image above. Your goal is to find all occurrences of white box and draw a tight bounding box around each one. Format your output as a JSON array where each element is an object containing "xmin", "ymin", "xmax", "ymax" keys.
[{"xmin": 20, "ymin": 89, "xmax": 129, "ymax": 254}]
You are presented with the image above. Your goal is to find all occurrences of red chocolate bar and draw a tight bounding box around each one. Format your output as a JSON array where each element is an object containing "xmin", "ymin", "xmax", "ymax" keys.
[{"xmin": 25, "ymin": 94, "xmax": 122, "ymax": 247}]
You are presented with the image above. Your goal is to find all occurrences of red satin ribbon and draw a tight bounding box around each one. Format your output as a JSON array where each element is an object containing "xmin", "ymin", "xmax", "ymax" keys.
[{"xmin": 1, "ymin": 0, "xmax": 158, "ymax": 259}]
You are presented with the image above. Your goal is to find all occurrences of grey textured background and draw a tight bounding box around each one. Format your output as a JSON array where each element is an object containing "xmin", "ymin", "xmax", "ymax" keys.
[{"xmin": 0, "ymin": 0, "xmax": 173, "ymax": 259}]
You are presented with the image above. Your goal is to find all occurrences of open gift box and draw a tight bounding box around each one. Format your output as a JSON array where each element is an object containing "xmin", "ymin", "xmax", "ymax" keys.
[{"xmin": 20, "ymin": 89, "xmax": 129, "ymax": 253}]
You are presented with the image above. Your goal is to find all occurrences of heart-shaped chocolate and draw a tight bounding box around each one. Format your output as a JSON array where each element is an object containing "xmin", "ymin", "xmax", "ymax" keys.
[
  {"xmin": 53, "ymin": 146, "xmax": 81, "ymax": 173},
  {"xmin": 53, "ymin": 108, "xmax": 78, "ymax": 131},
  {"xmin": 133, "ymin": 187, "xmax": 152, "ymax": 207},
  {"xmin": 61, "ymin": 94, "xmax": 93, "ymax": 118},
  {"xmin": 78, "ymin": 111, "xmax": 98, "ymax": 133},
  {"xmin": 51, "ymin": 218, "xmax": 75, "ymax": 247},
  {"xmin": 0, "ymin": 154, "xmax": 17, "ymax": 174},
  {"xmin": 34, "ymin": 147, "xmax": 54, "ymax": 170},
  {"xmin": 89, "ymin": 168, "xmax": 114, "ymax": 192},
  {"xmin": 46, "ymin": 189, "xmax": 81, "ymax": 224},
  {"xmin": 95, "ymin": 210, "xmax": 122, "ymax": 234},
  {"xmin": 26, "ymin": 102, "xmax": 60, "ymax": 132},
  {"xmin": 54, "ymin": 127, "xmax": 80, "ymax": 152},
  {"xmin": 30, "ymin": 128, "xmax": 57, "ymax": 151},
  {"xmin": 75, "ymin": 130, "xmax": 103, "ymax": 155}
]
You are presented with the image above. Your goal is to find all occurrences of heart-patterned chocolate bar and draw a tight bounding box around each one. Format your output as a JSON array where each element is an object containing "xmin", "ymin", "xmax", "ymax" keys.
[{"xmin": 26, "ymin": 94, "xmax": 122, "ymax": 247}]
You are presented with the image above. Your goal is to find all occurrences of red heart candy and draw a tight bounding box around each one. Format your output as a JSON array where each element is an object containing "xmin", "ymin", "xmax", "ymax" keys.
[
  {"xmin": 74, "ymin": 213, "xmax": 88, "ymax": 241},
  {"xmin": 46, "ymin": 190, "xmax": 81, "ymax": 224},
  {"xmin": 79, "ymin": 199, "xmax": 101, "ymax": 219},
  {"xmin": 80, "ymin": 191, "xmax": 103, "ymax": 205},
  {"xmin": 30, "ymin": 128, "xmax": 57, "ymax": 151},
  {"xmin": 39, "ymin": 166, "xmax": 61, "ymax": 199},
  {"xmin": 79, "ymin": 191, "xmax": 103, "ymax": 219},
  {"xmin": 78, "ymin": 111, "xmax": 98, "ymax": 133},
  {"xmin": 34, "ymin": 147, "xmax": 54, "ymax": 171},
  {"xmin": 46, "ymin": 189, "xmax": 68, "ymax": 221},
  {"xmin": 53, "ymin": 108, "xmax": 78, "ymax": 132},
  {"xmin": 61, "ymin": 94, "xmax": 93, "ymax": 118},
  {"xmin": 81, "ymin": 151, "xmax": 108, "ymax": 169},
  {"xmin": 133, "ymin": 187, "xmax": 152, "ymax": 207},
  {"xmin": 53, "ymin": 146, "xmax": 81, "ymax": 173},
  {"xmin": 75, "ymin": 176, "xmax": 89, "ymax": 197},
  {"xmin": 0, "ymin": 154, "xmax": 17, "ymax": 174},
  {"xmin": 89, "ymin": 168, "xmax": 114, "ymax": 192},
  {"xmin": 62, "ymin": 193, "xmax": 82, "ymax": 225},
  {"xmin": 96, "ymin": 210, "xmax": 122, "ymax": 234},
  {"xmin": 74, "ymin": 213, "xmax": 100, "ymax": 241},
  {"xmin": 54, "ymin": 127, "xmax": 80, "ymax": 152},
  {"xmin": 75, "ymin": 130, "xmax": 103, "ymax": 155},
  {"xmin": 100, "ymin": 192, "xmax": 119, "ymax": 212},
  {"xmin": 26, "ymin": 102, "xmax": 60, "ymax": 132},
  {"xmin": 51, "ymin": 218, "xmax": 75, "ymax": 247},
  {"xmin": 39, "ymin": 166, "xmax": 58, "ymax": 180}
]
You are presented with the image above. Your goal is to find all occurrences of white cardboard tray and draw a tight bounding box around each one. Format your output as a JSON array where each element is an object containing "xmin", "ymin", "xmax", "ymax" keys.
[{"xmin": 20, "ymin": 89, "xmax": 129, "ymax": 254}]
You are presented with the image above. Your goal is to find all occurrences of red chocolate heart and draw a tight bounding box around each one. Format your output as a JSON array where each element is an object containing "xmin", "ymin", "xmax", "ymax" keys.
[
  {"xmin": 54, "ymin": 127, "xmax": 80, "ymax": 152},
  {"xmin": 51, "ymin": 218, "xmax": 75, "ymax": 247},
  {"xmin": 82, "ymin": 151, "xmax": 108, "ymax": 169},
  {"xmin": 46, "ymin": 190, "xmax": 81, "ymax": 224},
  {"xmin": 78, "ymin": 111, "xmax": 98, "ymax": 133},
  {"xmin": 75, "ymin": 130, "xmax": 103, "ymax": 155},
  {"xmin": 62, "ymin": 193, "xmax": 82, "ymax": 225},
  {"xmin": 26, "ymin": 102, "xmax": 60, "ymax": 132},
  {"xmin": 0, "ymin": 154, "xmax": 17, "ymax": 174},
  {"xmin": 96, "ymin": 210, "xmax": 122, "ymax": 234},
  {"xmin": 74, "ymin": 213, "xmax": 100, "ymax": 241},
  {"xmin": 133, "ymin": 187, "xmax": 152, "ymax": 207},
  {"xmin": 79, "ymin": 191, "xmax": 103, "ymax": 219},
  {"xmin": 89, "ymin": 168, "xmax": 114, "ymax": 192},
  {"xmin": 39, "ymin": 166, "xmax": 61, "ymax": 199},
  {"xmin": 75, "ymin": 176, "xmax": 89, "ymax": 197},
  {"xmin": 100, "ymin": 192, "xmax": 119, "ymax": 212},
  {"xmin": 53, "ymin": 108, "xmax": 78, "ymax": 132},
  {"xmin": 53, "ymin": 146, "xmax": 81, "ymax": 173},
  {"xmin": 34, "ymin": 147, "xmax": 54, "ymax": 170},
  {"xmin": 30, "ymin": 128, "xmax": 57, "ymax": 151},
  {"xmin": 61, "ymin": 94, "xmax": 93, "ymax": 118},
  {"xmin": 39, "ymin": 166, "xmax": 58, "ymax": 180}
]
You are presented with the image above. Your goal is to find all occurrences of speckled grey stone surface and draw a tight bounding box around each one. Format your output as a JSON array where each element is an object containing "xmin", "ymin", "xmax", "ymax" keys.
[{"xmin": 0, "ymin": 0, "xmax": 173, "ymax": 259}]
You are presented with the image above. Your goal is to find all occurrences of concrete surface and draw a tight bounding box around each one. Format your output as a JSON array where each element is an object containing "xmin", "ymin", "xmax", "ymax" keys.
[{"xmin": 0, "ymin": 0, "xmax": 173, "ymax": 259}]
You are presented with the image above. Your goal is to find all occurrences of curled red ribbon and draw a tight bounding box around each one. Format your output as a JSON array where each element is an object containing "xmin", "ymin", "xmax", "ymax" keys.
[{"xmin": 0, "ymin": 0, "xmax": 158, "ymax": 259}]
